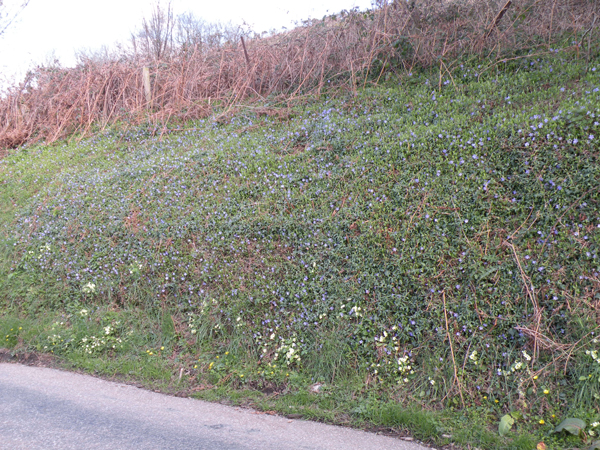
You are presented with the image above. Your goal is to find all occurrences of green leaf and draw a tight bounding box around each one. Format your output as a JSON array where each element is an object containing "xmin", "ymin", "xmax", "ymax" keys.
[
  {"xmin": 499, "ymin": 414, "xmax": 515, "ymax": 436},
  {"xmin": 553, "ymin": 418, "xmax": 586, "ymax": 435},
  {"xmin": 509, "ymin": 411, "xmax": 523, "ymax": 420},
  {"xmin": 589, "ymin": 441, "xmax": 600, "ymax": 450}
]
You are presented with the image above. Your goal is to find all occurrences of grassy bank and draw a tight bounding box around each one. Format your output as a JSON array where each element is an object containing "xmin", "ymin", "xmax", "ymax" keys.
[{"xmin": 2, "ymin": 47, "xmax": 600, "ymax": 449}]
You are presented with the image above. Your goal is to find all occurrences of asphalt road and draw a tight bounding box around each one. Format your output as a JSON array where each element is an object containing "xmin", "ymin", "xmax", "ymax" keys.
[{"xmin": 0, "ymin": 363, "xmax": 432, "ymax": 450}]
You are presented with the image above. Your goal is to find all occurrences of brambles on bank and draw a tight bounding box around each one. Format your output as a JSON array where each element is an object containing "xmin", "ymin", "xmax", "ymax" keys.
[{"xmin": 0, "ymin": 0, "xmax": 595, "ymax": 150}]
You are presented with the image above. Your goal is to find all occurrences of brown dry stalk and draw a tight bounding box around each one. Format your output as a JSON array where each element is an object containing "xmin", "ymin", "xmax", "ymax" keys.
[
  {"xmin": 0, "ymin": 0, "xmax": 595, "ymax": 150},
  {"xmin": 485, "ymin": 0, "xmax": 512, "ymax": 40},
  {"xmin": 506, "ymin": 241, "xmax": 543, "ymax": 361},
  {"xmin": 443, "ymin": 291, "xmax": 465, "ymax": 407},
  {"xmin": 513, "ymin": 326, "xmax": 569, "ymax": 352}
]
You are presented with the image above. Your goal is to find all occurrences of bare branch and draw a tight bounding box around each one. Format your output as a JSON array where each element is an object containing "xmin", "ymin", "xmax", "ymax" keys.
[{"xmin": 0, "ymin": 0, "xmax": 30, "ymax": 37}]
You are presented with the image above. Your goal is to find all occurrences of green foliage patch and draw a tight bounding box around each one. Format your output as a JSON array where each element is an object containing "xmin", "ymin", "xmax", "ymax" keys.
[{"xmin": 2, "ymin": 48, "xmax": 600, "ymax": 448}]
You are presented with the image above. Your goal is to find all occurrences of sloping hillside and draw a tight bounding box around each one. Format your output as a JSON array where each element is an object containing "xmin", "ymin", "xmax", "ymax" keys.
[{"xmin": 2, "ymin": 50, "xmax": 600, "ymax": 449}]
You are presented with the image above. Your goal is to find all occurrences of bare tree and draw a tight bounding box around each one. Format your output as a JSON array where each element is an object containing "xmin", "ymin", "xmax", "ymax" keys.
[
  {"xmin": 0, "ymin": 0, "xmax": 30, "ymax": 37},
  {"xmin": 74, "ymin": 44, "xmax": 126, "ymax": 66},
  {"xmin": 131, "ymin": 1, "xmax": 174, "ymax": 61},
  {"xmin": 174, "ymin": 11, "xmax": 248, "ymax": 54},
  {"xmin": 175, "ymin": 11, "xmax": 206, "ymax": 52},
  {"xmin": 130, "ymin": 4, "xmax": 251, "ymax": 60}
]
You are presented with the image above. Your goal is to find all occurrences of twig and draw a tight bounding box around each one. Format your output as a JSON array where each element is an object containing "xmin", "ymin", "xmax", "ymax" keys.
[
  {"xmin": 478, "ymin": 50, "xmax": 556, "ymax": 82},
  {"xmin": 578, "ymin": 14, "xmax": 597, "ymax": 49},
  {"xmin": 485, "ymin": 0, "xmax": 512, "ymax": 40},
  {"xmin": 443, "ymin": 291, "xmax": 465, "ymax": 407},
  {"xmin": 505, "ymin": 241, "xmax": 542, "ymax": 361}
]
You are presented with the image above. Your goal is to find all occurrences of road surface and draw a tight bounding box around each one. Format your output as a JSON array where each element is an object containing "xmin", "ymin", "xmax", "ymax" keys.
[{"xmin": 0, "ymin": 363, "xmax": 432, "ymax": 450}]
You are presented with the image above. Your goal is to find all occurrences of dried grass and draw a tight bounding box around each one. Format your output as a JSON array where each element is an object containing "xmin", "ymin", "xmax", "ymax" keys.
[{"xmin": 0, "ymin": 0, "xmax": 596, "ymax": 150}]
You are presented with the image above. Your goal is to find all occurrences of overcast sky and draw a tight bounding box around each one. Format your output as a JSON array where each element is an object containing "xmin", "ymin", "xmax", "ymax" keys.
[{"xmin": 0, "ymin": 0, "xmax": 373, "ymax": 89}]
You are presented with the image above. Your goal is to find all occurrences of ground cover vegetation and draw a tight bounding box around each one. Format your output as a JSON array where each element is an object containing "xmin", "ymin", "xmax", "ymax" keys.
[
  {"xmin": 2, "ymin": 1, "xmax": 600, "ymax": 449},
  {"xmin": 2, "ymin": 46, "xmax": 600, "ymax": 449}
]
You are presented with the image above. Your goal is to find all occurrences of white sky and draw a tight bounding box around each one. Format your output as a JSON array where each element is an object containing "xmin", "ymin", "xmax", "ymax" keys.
[{"xmin": 0, "ymin": 0, "xmax": 373, "ymax": 89}]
